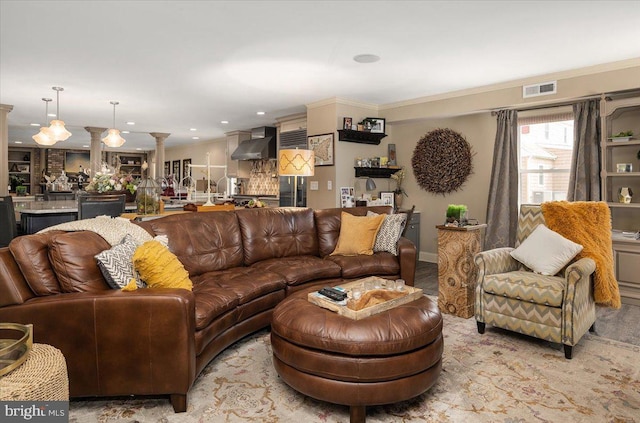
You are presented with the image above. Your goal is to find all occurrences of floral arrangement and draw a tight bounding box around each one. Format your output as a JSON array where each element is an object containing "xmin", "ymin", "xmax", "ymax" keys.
[
  {"xmin": 391, "ymin": 168, "xmax": 407, "ymax": 197},
  {"xmin": 86, "ymin": 172, "xmax": 138, "ymax": 194}
]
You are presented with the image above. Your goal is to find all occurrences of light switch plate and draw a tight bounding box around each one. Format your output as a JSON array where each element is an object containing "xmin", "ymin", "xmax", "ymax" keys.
[
  {"xmin": 310, "ymin": 181, "xmax": 319, "ymax": 190},
  {"xmin": 327, "ymin": 180, "xmax": 332, "ymax": 190}
]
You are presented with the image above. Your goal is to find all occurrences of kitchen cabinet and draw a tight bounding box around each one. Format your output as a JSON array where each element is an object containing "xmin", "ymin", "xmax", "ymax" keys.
[
  {"xmin": 600, "ymin": 94, "xmax": 640, "ymax": 305},
  {"xmin": 226, "ymin": 131, "xmax": 251, "ymax": 178},
  {"xmin": 401, "ymin": 211, "xmax": 420, "ymax": 262}
]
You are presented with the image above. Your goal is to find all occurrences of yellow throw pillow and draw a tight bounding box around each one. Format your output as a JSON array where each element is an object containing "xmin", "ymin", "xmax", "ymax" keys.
[
  {"xmin": 330, "ymin": 212, "xmax": 386, "ymax": 256},
  {"xmin": 128, "ymin": 240, "xmax": 192, "ymax": 291}
]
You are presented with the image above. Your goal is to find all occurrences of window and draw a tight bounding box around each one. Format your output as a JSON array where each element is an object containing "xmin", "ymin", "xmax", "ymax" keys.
[{"xmin": 518, "ymin": 110, "xmax": 574, "ymax": 206}]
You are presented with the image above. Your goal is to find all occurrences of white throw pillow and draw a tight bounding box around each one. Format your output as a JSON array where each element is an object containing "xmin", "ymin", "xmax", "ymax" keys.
[{"xmin": 510, "ymin": 224, "xmax": 583, "ymax": 276}]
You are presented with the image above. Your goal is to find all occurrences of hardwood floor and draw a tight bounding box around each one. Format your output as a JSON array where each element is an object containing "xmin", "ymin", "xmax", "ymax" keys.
[{"xmin": 414, "ymin": 261, "xmax": 640, "ymax": 346}]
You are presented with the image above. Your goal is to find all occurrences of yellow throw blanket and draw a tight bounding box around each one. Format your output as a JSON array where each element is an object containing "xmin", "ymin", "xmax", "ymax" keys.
[{"xmin": 541, "ymin": 201, "xmax": 620, "ymax": 309}]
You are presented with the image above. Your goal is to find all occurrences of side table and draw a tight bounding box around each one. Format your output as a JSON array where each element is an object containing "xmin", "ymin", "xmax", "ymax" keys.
[
  {"xmin": 0, "ymin": 344, "xmax": 69, "ymax": 401},
  {"xmin": 436, "ymin": 224, "xmax": 486, "ymax": 318}
]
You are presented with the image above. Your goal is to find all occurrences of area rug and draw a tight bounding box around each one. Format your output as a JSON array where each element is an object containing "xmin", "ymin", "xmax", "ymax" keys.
[{"xmin": 69, "ymin": 309, "xmax": 640, "ymax": 422}]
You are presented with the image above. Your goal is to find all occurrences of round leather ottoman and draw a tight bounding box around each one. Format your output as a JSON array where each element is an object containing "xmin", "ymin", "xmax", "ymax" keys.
[{"xmin": 271, "ymin": 290, "xmax": 443, "ymax": 423}]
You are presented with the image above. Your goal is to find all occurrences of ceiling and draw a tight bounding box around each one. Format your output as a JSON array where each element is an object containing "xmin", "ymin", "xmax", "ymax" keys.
[{"xmin": 2, "ymin": 1, "xmax": 639, "ymax": 151}]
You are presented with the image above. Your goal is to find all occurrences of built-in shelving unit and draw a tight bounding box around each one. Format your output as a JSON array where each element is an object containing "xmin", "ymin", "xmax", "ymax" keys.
[
  {"xmin": 338, "ymin": 129, "xmax": 387, "ymax": 145},
  {"xmin": 109, "ymin": 153, "xmax": 147, "ymax": 178},
  {"xmin": 600, "ymin": 94, "xmax": 640, "ymax": 305},
  {"xmin": 8, "ymin": 148, "xmax": 34, "ymax": 194}
]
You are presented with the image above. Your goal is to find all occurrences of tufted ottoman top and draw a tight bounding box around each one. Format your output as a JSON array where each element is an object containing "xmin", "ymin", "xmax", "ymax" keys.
[{"xmin": 271, "ymin": 289, "xmax": 442, "ymax": 356}]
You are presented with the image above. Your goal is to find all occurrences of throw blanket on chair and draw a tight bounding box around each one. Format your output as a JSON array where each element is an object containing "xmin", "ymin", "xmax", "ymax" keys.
[{"xmin": 541, "ymin": 201, "xmax": 621, "ymax": 309}]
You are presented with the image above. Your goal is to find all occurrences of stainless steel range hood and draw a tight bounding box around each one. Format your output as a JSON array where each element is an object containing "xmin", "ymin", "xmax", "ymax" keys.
[{"xmin": 231, "ymin": 126, "xmax": 277, "ymax": 160}]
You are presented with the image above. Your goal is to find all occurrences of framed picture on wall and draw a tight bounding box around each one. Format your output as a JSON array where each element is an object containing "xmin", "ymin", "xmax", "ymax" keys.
[
  {"xmin": 164, "ymin": 161, "xmax": 170, "ymax": 177},
  {"xmin": 308, "ymin": 133, "xmax": 334, "ymax": 166},
  {"xmin": 367, "ymin": 117, "xmax": 385, "ymax": 134},
  {"xmin": 182, "ymin": 159, "xmax": 192, "ymax": 186},
  {"xmin": 340, "ymin": 187, "xmax": 354, "ymax": 208},
  {"xmin": 64, "ymin": 151, "xmax": 90, "ymax": 177},
  {"xmin": 172, "ymin": 160, "xmax": 180, "ymax": 181},
  {"xmin": 380, "ymin": 191, "xmax": 395, "ymax": 208},
  {"xmin": 182, "ymin": 159, "xmax": 191, "ymax": 178}
]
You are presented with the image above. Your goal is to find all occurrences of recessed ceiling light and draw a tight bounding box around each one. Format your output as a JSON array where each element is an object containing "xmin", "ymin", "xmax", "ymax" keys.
[
  {"xmin": 353, "ymin": 54, "xmax": 380, "ymax": 63},
  {"xmin": 135, "ymin": 148, "xmax": 142, "ymax": 151},
  {"xmin": 190, "ymin": 128, "xmax": 197, "ymax": 131},
  {"xmin": 14, "ymin": 141, "xmax": 23, "ymax": 144},
  {"xmin": 82, "ymin": 145, "xmax": 89, "ymax": 148},
  {"xmin": 221, "ymin": 120, "xmax": 229, "ymax": 124},
  {"xmin": 121, "ymin": 130, "xmax": 130, "ymax": 134},
  {"xmin": 30, "ymin": 123, "xmax": 40, "ymax": 127},
  {"xmin": 47, "ymin": 113, "xmax": 57, "ymax": 117},
  {"xmin": 192, "ymin": 136, "xmax": 200, "ymax": 140},
  {"xmin": 126, "ymin": 121, "xmax": 135, "ymax": 125},
  {"xmin": 256, "ymin": 111, "xmax": 265, "ymax": 115}
]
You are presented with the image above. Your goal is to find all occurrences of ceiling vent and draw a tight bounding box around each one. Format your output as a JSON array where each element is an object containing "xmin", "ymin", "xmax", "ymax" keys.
[{"xmin": 522, "ymin": 81, "xmax": 557, "ymax": 98}]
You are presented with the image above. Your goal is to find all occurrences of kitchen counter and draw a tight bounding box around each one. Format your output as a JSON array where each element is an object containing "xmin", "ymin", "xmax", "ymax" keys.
[{"xmin": 16, "ymin": 200, "xmax": 183, "ymax": 234}]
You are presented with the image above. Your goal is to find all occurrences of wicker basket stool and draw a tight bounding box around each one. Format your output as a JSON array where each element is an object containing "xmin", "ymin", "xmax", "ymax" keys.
[{"xmin": 0, "ymin": 344, "xmax": 69, "ymax": 401}]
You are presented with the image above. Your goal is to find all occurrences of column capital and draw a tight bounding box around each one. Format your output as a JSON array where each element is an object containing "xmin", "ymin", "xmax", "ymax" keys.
[
  {"xmin": 0, "ymin": 104, "xmax": 14, "ymax": 113},
  {"xmin": 149, "ymin": 132, "xmax": 170, "ymax": 141},
  {"xmin": 84, "ymin": 126, "xmax": 107, "ymax": 135}
]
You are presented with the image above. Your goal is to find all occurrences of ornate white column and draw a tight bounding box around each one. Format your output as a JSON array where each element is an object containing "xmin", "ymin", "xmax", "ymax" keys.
[
  {"xmin": 84, "ymin": 127, "xmax": 107, "ymax": 176},
  {"xmin": 0, "ymin": 104, "xmax": 14, "ymax": 196},
  {"xmin": 150, "ymin": 132, "xmax": 169, "ymax": 180}
]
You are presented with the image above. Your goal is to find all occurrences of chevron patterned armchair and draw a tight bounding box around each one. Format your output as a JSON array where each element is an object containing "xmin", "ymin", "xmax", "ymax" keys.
[{"xmin": 474, "ymin": 205, "xmax": 596, "ymax": 359}]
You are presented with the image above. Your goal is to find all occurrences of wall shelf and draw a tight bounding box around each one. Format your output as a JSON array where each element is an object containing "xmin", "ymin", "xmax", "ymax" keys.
[
  {"xmin": 354, "ymin": 167, "xmax": 400, "ymax": 178},
  {"xmin": 338, "ymin": 129, "xmax": 387, "ymax": 145}
]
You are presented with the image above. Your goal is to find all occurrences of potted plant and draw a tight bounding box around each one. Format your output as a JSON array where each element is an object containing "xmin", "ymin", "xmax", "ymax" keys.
[
  {"xmin": 390, "ymin": 168, "xmax": 407, "ymax": 208},
  {"xmin": 446, "ymin": 204, "xmax": 468, "ymax": 226},
  {"xmin": 9, "ymin": 175, "xmax": 25, "ymax": 193},
  {"xmin": 15, "ymin": 185, "xmax": 28, "ymax": 196}
]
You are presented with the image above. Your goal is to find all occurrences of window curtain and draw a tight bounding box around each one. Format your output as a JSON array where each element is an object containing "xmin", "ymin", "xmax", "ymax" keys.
[
  {"xmin": 485, "ymin": 109, "xmax": 518, "ymax": 249},
  {"xmin": 568, "ymin": 99, "xmax": 601, "ymax": 201}
]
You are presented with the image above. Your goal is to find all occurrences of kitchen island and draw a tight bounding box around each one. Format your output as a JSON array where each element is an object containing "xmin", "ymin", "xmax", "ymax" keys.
[{"xmin": 17, "ymin": 200, "xmax": 184, "ymax": 234}]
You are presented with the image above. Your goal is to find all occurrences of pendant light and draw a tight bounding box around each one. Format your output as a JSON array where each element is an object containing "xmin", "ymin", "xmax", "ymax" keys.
[
  {"xmin": 32, "ymin": 98, "xmax": 57, "ymax": 146},
  {"xmin": 102, "ymin": 101, "xmax": 126, "ymax": 147},
  {"xmin": 47, "ymin": 86, "xmax": 72, "ymax": 141}
]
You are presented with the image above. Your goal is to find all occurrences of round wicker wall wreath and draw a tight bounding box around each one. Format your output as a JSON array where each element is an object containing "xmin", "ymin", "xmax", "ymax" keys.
[{"xmin": 411, "ymin": 128, "xmax": 473, "ymax": 194}]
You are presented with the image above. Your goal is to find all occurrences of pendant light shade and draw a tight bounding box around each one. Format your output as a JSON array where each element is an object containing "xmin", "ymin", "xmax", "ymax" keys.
[
  {"xmin": 102, "ymin": 101, "xmax": 126, "ymax": 147},
  {"xmin": 32, "ymin": 98, "xmax": 57, "ymax": 146},
  {"xmin": 48, "ymin": 87, "xmax": 72, "ymax": 141}
]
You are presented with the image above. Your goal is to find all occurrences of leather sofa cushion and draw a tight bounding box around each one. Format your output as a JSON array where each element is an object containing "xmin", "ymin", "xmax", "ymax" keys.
[
  {"xmin": 191, "ymin": 267, "xmax": 286, "ymax": 329},
  {"xmin": 48, "ymin": 231, "xmax": 111, "ymax": 293},
  {"xmin": 314, "ymin": 206, "xmax": 393, "ymax": 258},
  {"xmin": 191, "ymin": 283, "xmax": 239, "ymax": 330},
  {"xmin": 236, "ymin": 208, "xmax": 318, "ymax": 265},
  {"xmin": 326, "ymin": 252, "xmax": 399, "ymax": 279},
  {"xmin": 9, "ymin": 231, "xmax": 64, "ymax": 296},
  {"xmin": 140, "ymin": 211, "xmax": 244, "ymax": 276},
  {"xmin": 251, "ymin": 255, "xmax": 341, "ymax": 286},
  {"xmin": 0, "ymin": 248, "xmax": 34, "ymax": 306}
]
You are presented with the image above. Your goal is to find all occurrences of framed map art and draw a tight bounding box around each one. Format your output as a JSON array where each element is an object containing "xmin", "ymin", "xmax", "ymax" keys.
[{"xmin": 308, "ymin": 133, "xmax": 334, "ymax": 166}]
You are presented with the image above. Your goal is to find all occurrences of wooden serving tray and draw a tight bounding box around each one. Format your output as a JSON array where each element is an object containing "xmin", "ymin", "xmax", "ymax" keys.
[{"xmin": 307, "ymin": 276, "xmax": 423, "ymax": 320}]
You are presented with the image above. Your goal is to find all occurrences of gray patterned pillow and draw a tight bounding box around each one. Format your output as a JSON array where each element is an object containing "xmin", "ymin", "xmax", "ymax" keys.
[
  {"xmin": 367, "ymin": 212, "xmax": 407, "ymax": 255},
  {"xmin": 95, "ymin": 234, "xmax": 145, "ymax": 289}
]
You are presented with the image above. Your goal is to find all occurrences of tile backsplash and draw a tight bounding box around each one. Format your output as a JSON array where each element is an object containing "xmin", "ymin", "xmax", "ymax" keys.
[{"xmin": 246, "ymin": 159, "xmax": 279, "ymax": 196}]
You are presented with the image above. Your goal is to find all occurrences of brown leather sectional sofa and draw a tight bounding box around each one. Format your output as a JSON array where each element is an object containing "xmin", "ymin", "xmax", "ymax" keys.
[{"xmin": 0, "ymin": 206, "xmax": 416, "ymax": 412}]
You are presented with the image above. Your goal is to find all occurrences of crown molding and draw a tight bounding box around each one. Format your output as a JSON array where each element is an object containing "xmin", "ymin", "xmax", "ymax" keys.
[
  {"xmin": 380, "ymin": 58, "xmax": 640, "ymax": 111},
  {"xmin": 306, "ymin": 97, "xmax": 379, "ymax": 111}
]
